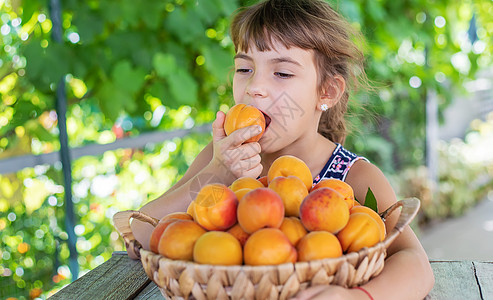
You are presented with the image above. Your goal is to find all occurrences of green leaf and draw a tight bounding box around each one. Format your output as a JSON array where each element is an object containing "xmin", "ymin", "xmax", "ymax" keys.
[
  {"xmin": 202, "ymin": 44, "xmax": 234, "ymax": 80},
  {"xmin": 73, "ymin": 9, "xmax": 104, "ymax": 43},
  {"xmin": 195, "ymin": 0, "xmax": 221, "ymax": 25},
  {"xmin": 167, "ymin": 68, "xmax": 198, "ymax": 106},
  {"xmin": 364, "ymin": 188, "xmax": 378, "ymax": 213},
  {"xmin": 22, "ymin": 40, "xmax": 44, "ymax": 78},
  {"xmin": 165, "ymin": 7, "xmax": 204, "ymax": 44},
  {"xmin": 111, "ymin": 60, "xmax": 146, "ymax": 95},
  {"xmin": 97, "ymin": 81, "xmax": 136, "ymax": 120},
  {"xmin": 153, "ymin": 53, "xmax": 177, "ymax": 77},
  {"xmin": 142, "ymin": 1, "xmax": 166, "ymax": 30}
]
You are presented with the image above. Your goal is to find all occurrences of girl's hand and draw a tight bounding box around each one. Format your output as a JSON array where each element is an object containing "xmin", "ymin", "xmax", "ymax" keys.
[
  {"xmin": 211, "ymin": 111, "xmax": 263, "ymax": 180},
  {"xmin": 291, "ymin": 285, "xmax": 366, "ymax": 300}
]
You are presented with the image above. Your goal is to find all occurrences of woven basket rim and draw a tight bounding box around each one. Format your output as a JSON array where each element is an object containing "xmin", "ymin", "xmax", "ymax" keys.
[{"xmin": 139, "ymin": 244, "xmax": 369, "ymax": 270}]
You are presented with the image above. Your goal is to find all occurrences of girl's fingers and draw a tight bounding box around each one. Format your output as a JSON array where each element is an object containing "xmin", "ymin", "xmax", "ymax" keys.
[
  {"xmin": 212, "ymin": 111, "xmax": 227, "ymax": 142},
  {"xmin": 236, "ymin": 142, "xmax": 261, "ymax": 159},
  {"xmin": 232, "ymin": 155, "xmax": 263, "ymax": 178},
  {"xmin": 243, "ymin": 163, "xmax": 263, "ymax": 179},
  {"xmin": 226, "ymin": 125, "xmax": 262, "ymax": 147},
  {"xmin": 221, "ymin": 142, "xmax": 260, "ymax": 170}
]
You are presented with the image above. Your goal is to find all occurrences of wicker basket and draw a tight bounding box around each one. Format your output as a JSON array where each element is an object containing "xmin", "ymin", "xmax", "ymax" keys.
[{"xmin": 113, "ymin": 197, "xmax": 420, "ymax": 300}]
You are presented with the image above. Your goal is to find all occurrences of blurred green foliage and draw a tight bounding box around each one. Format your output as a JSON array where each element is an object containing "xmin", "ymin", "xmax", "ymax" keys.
[
  {"xmin": 0, "ymin": 0, "xmax": 492, "ymax": 298},
  {"xmin": 397, "ymin": 114, "xmax": 493, "ymax": 224}
]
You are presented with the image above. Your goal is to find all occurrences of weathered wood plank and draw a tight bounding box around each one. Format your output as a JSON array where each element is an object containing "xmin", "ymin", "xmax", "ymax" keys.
[
  {"xmin": 474, "ymin": 261, "xmax": 493, "ymax": 300},
  {"xmin": 50, "ymin": 253, "xmax": 151, "ymax": 300},
  {"xmin": 134, "ymin": 282, "xmax": 165, "ymax": 300},
  {"xmin": 428, "ymin": 261, "xmax": 481, "ymax": 300}
]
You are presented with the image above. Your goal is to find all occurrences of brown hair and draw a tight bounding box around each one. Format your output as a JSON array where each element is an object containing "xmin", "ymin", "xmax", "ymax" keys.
[{"xmin": 230, "ymin": 0, "xmax": 370, "ymax": 144}]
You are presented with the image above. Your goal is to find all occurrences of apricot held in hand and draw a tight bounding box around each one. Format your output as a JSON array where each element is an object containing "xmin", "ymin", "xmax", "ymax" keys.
[{"xmin": 224, "ymin": 104, "xmax": 265, "ymax": 143}]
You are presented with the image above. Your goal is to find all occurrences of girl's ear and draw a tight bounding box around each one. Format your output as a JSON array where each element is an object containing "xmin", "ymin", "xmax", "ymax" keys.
[{"xmin": 318, "ymin": 75, "xmax": 346, "ymax": 110}]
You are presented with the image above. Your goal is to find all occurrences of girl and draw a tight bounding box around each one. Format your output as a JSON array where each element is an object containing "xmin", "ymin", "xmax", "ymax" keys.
[{"xmin": 132, "ymin": 0, "xmax": 435, "ymax": 299}]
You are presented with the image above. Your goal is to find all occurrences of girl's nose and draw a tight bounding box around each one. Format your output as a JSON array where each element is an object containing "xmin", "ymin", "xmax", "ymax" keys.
[{"xmin": 246, "ymin": 72, "xmax": 267, "ymax": 98}]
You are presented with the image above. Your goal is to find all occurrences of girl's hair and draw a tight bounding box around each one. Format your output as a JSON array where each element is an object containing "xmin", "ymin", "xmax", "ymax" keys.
[{"xmin": 230, "ymin": 0, "xmax": 370, "ymax": 144}]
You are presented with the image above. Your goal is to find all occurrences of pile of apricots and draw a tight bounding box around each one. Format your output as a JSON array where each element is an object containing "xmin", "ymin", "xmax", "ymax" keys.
[
  {"xmin": 149, "ymin": 154, "xmax": 386, "ymax": 266},
  {"xmin": 148, "ymin": 104, "xmax": 385, "ymax": 266}
]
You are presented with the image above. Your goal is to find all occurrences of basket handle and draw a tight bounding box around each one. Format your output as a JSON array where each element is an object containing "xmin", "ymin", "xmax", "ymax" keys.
[
  {"xmin": 379, "ymin": 197, "xmax": 421, "ymax": 249},
  {"xmin": 113, "ymin": 210, "xmax": 159, "ymax": 259}
]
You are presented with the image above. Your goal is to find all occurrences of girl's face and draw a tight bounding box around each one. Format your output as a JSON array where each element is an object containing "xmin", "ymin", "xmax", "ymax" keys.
[{"xmin": 233, "ymin": 41, "xmax": 322, "ymax": 153}]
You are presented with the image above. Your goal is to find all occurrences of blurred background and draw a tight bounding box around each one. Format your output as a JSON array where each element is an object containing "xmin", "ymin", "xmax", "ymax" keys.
[{"xmin": 0, "ymin": 0, "xmax": 492, "ymax": 298}]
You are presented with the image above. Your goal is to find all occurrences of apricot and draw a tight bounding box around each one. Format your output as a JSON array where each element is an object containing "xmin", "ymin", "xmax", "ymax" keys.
[
  {"xmin": 237, "ymin": 188, "xmax": 284, "ymax": 234},
  {"xmin": 224, "ymin": 104, "xmax": 265, "ymax": 143},
  {"xmin": 233, "ymin": 188, "xmax": 253, "ymax": 202},
  {"xmin": 337, "ymin": 213, "xmax": 381, "ymax": 253},
  {"xmin": 350, "ymin": 206, "xmax": 386, "ymax": 241},
  {"xmin": 267, "ymin": 155, "xmax": 313, "ymax": 191},
  {"xmin": 230, "ymin": 177, "xmax": 264, "ymax": 192},
  {"xmin": 159, "ymin": 212, "xmax": 193, "ymax": 223},
  {"xmin": 299, "ymin": 187, "xmax": 349, "ymax": 234},
  {"xmin": 258, "ymin": 176, "xmax": 269, "ymax": 187},
  {"xmin": 158, "ymin": 220, "xmax": 206, "ymax": 261},
  {"xmin": 150, "ymin": 218, "xmax": 183, "ymax": 253},
  {"xmin": 311, "ymin": 179, "xmax": 355, "ymax": 209},
  {"xmin": 297, "ymin": 231, "xmax": 343, "ymax": 261},
  {"xmin": 279, "ymin": 217, "xmax": 307, "ymax": 246},
  {"xmin": 193, "ymin": 231, "xmax": 243, "ymax": 265},
  {"xmin": 227, "ymin": 223, "xmax": 251, "ymax": 247},
  {"xmin": 268, "ymin": 176, "xmax": 308, "ymax": 217},
  {"xmin": 193, "ymin": 183, "xmax": 238, "ymax": 231},
  {"xmin": 186, "ymin": 201, "xmax": 196, "ymax": 218},
  {"xmin": 243, "ymin": 228, "xmax": 297, "ymax": 265}
]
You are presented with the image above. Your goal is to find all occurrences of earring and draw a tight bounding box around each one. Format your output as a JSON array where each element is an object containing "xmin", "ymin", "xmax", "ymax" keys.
[{"xmin": 320, "ymin": 104, "xmax": 329, "ymax": 112}]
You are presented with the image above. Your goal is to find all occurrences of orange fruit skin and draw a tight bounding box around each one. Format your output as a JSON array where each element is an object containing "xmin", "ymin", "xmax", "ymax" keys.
[
  {"xmin": 279, "ymin": 217, "xmax": 307, "ymax": 247},
  {"xmin": 268, "ymin": 175, "xmax": 308, "ymax": 217},
  {"xmin": 158, "ymin": 220, "xmax": 206, "ymax": 261},
  {"xmin": 187, "ymin": 201, "xmax": 196, "ymax": 219},
  {"xmin": 311, "ymin": 178, "xmax": 355, "ymax": 209},
  {"xmin": 350, "ymin": 206, "xmax": 386, "ymax": 241},
  {"xmin": 227, "ymin": 223, "xmax": 251, "ymax": 247},
  {"xmin": 299, "ymin": 187, "xmax": 349, "ymax": 234},
  {"xmin": 193, "ymin": 231, "xmax": 243, "ymax": 265},
  {"xmin": 224, "ymin": 104, "xmax": 265, "ymax": 143},
  {"xmin": 150, "ymin": 218, "xmax": 181, "ymax": 253},
  {"xmin": 230, "ymin": 177, "xmax": 264, "ymax": 192},
  {"xmin": 159, "ymin": 212, "xmax": 193, "ymax": 223},
  {"xmin": 237, "ymin": 188, "xmax": 284, "ymax": 234},
  {"xmin": 150, "ymin": 212, "xmax": 195, "ymax": 252},
  {"xmin": 233, "ymin": 188, "xmax": 253, "ymax": 202},
  {"xmin": 267, "ymin": 155, "xmax": 313, "ymax": 191},
  {"xmin": 193, "ymin": 184, "xmax": 238, "ymax": 231},
  {"xmin": 337, "ymin": 212, "xmax": 381, "ymax": 253},
  {"xmin": 243, "ymin": 228, "xmax": 297, "ymax": 265},
  {"xmin": 297, "ymin": 231, "xmax": 343, "ymax": 261}
]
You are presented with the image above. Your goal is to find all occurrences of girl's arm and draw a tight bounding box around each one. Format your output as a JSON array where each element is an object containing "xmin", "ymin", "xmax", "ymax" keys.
[
  {"xmin": 294, "ymin": 160, "xmax": 434, "ymax": 299},
  {"xmin": 130, "ymin": 111, "xmax": 263, "ymax": 251},
  {"xmin": 347, "ymin": 161, "xmax": 435, "ymax": 299}
]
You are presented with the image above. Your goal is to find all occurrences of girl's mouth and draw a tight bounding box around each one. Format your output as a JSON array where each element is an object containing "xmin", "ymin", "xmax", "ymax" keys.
[{"xmin": 260, "ymin": 110, "xmax": 272, "ymax": 130}]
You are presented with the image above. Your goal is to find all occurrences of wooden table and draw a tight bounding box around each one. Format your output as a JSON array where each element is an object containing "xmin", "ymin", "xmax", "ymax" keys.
[{"xmin": 50, "ymin": 252, "xmax": 493, "ymax": 300}]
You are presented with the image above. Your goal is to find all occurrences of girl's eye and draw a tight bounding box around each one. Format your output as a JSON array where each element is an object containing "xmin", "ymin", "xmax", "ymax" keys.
[
  {"xmin": 275, "ymin": 72, "xmax": 294, "ymax": 79},
  {"xmin": 236, "ymin": 68, "xmax": 252, "ymax": 74}
]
